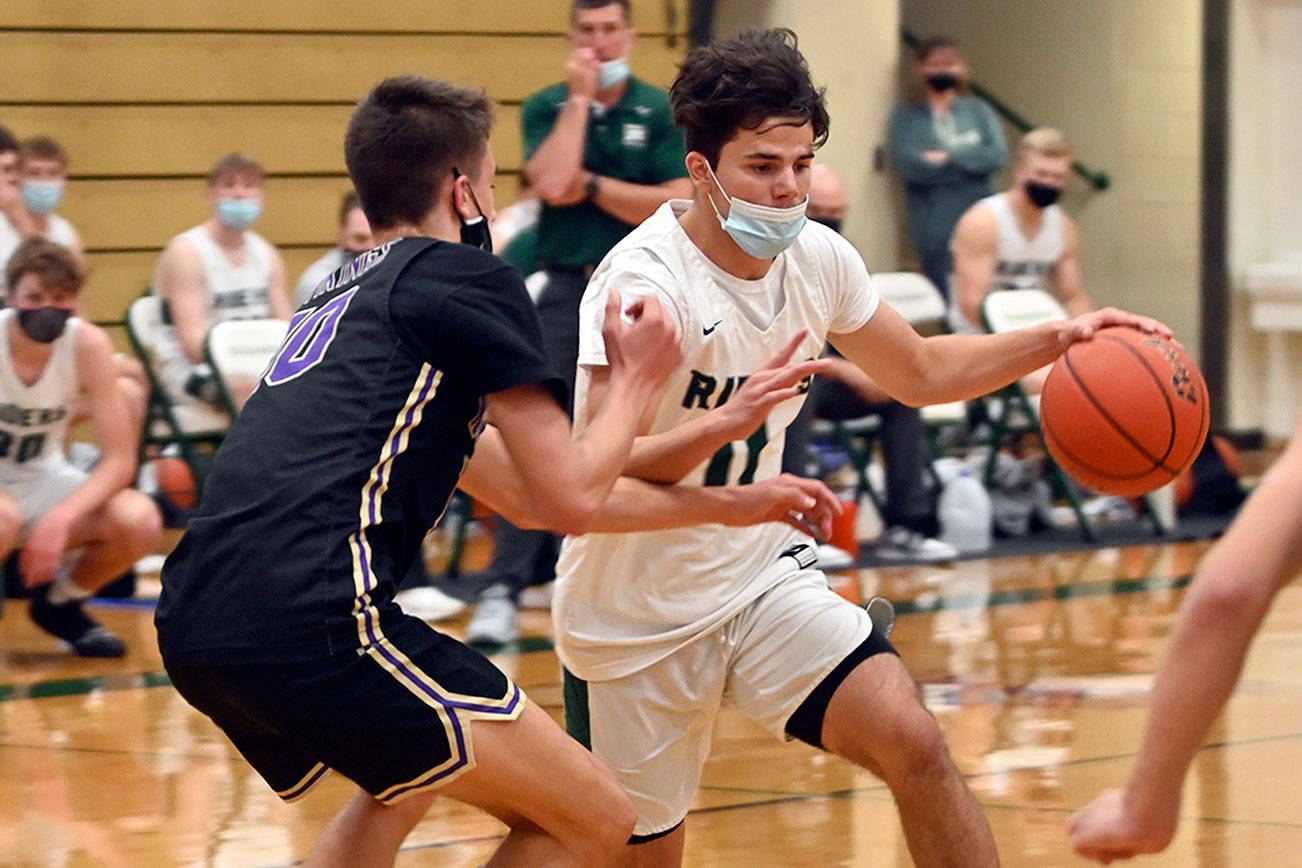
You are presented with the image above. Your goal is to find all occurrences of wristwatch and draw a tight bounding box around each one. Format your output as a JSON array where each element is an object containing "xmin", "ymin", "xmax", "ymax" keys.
[{"xmin": 585, "ymin": 173, "xmax": 601, "ymax": 202}]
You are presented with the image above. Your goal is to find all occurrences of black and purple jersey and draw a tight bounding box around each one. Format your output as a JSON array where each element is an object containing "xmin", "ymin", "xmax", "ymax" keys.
[{"xmin": 156, "ymin": 237, "xmax": 563, "ymax": 664}]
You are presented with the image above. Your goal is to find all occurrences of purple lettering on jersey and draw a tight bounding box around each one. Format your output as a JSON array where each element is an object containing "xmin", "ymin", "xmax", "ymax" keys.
[{"xmin": 264, "ymin": 287, "xmax": 360, "ymax": 386}]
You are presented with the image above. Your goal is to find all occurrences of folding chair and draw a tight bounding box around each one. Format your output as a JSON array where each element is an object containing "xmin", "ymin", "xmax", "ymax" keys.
[
  {"xmin": 807, "ymin": 273, "xmax": 969, "ymax": 513},
  {"xmin": 204, "ymin": 318, "xmax": 288, "ymax": 420},
  {"xmin": 124, "ymin": 294, "xmax": 228, "ymax": 492},
  {"xmin": 872, "ymin": 272, "xmax": 969, "ymax": 459}
]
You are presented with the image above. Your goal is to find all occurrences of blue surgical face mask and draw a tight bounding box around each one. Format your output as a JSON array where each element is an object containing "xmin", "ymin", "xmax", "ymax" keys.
[
  {"xmin": 22, "ymin": 180, "xmax": 64, "ymax": 215},
  {"xmin": 597, "ymin": 57, "xmax": 631, "ymax": 90},
  {"xmin": 217, "ymin": 197, "xmax": 262, "ymax": 230},
  {"xmin": 704, "ymin": 164, "xmax": 808, "ymax": 259}
]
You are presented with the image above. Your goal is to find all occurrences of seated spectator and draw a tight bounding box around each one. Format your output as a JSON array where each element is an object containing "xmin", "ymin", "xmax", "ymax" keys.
[
  {"xmin": 949, "ymin": 127, "xmax": 1091, "ymax": 392},
  {"xmin": 0, "ymin": 126, "xmax": 33, "ymax": 257},
  {"xmin": 1, "ymin": 239, "xmax": 162, "ymax": 657},
  {"xmin": 293, "ymin": 189, "xmax": 374, "ymax": 306},
  {"xmin": 151, "ymin": 152, "xmax": 289, "ymax": 415},
  {"xmin": 0, "ymin": 136, "xmax": 84, "ymax": 287}
]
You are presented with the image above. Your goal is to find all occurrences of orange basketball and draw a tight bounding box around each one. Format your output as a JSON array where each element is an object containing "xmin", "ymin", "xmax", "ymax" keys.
[
  {"xmin": 155, "ymin": 456, "xmax": 198, "ymax": 509},
  {"xmin": 1041, "ymin": 326, "xmax": 1210, "ymax": 497}
]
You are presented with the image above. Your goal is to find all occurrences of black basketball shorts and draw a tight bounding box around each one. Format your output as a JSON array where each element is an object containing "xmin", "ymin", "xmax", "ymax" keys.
[{"xmin": 165, "ymin": 616, "xmax": 524, "ymax": 804}]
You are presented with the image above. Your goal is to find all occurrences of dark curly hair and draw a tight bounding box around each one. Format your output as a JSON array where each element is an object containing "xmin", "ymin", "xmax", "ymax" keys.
[{"xmin": 670, "ymin": 29, "xmax": 829, "ymax": 166}]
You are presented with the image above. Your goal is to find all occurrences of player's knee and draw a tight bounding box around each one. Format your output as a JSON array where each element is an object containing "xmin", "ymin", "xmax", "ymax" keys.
[
  {"xmin": 582, "ymin": 778, "xmax": 638, "ymax": 856},
  {"xmin": 559, "ymin": 768, "xmax": 636, "ymax": 862},
  {"xmin": 110, "ymin": 491, "xmax": 164, "ymax": 555},
  {"xmin": 845, "ymin": 696, "xmax": 950, "ymax": 784}
]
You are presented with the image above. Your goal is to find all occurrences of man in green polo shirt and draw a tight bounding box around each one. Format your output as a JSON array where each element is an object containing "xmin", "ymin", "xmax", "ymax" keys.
[{"xmin": 464, "ymin": 0, "xmax": 692, "ymax": 646}]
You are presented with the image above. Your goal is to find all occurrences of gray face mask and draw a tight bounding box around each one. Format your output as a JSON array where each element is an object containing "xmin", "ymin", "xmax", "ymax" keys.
[{"xmin": 17, "ymin": 306, "xmax": 72, "ymax": 343}]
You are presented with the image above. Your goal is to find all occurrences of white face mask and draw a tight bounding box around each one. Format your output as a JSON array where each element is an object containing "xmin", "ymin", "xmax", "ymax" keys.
[
  {"xmin": 704, "ymin": 163, "xmax": 808, "ymax": 259},
  {"xmin": 596, "ymin": 56, "xmax": 631, "ymax": 90}
]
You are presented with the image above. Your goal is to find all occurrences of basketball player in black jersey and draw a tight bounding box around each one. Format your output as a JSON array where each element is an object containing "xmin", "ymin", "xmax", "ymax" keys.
[{"xmin": 156, "ymin": 75, "xmax": 839, "ymax": 866}]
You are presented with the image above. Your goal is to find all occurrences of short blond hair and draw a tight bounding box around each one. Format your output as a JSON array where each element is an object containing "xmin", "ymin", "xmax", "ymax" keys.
[{"xmin": 1016, "ymin": 128, "xmax": 1071, "ymax": 164}]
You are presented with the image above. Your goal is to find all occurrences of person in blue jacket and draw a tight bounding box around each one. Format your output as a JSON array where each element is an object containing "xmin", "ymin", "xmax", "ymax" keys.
[{"xmin": 888, "ymin": 36, "xmax": 1007, "ymax": 301}]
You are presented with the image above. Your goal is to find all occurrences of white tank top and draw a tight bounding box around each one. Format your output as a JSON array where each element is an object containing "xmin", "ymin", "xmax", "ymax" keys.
[
  {"xmin": 0, "ymin": 308, "xmax": 79, "ymax": 482},
  {"xmin": 154, "ymin": 224, "xmax": 274, "ymax": 372},
  {"xmin": 984, "ymin": 191, "xmax": 1064, "ymax": 292},
  {"xmin": 949, "ymin": 191, "xmax": 1065, "ymax": 333}
]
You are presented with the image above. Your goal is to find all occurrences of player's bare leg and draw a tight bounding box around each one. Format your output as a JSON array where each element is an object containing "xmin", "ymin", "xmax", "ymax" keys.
[
  {"xmin": 616, "ymin": 824, "xmax": 685, "ymax": 867},
  {"xmin": 821, "ymin": 653, "xmax": 999, "ymax": 867},
  {"xmin": 306, "ymin": 700, "xmax": 635, "ymax": 867}
]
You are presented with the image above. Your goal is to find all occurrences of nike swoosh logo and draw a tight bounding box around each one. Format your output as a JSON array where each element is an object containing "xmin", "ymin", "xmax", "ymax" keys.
[{"xmin": 703, "ymin": 320, "xmax": 723, "ymax": 335}]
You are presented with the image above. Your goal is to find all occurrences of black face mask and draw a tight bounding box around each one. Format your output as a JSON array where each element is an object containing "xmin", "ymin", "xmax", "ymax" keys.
[
  {"xmin": 1024, "ymin": 181, "xmax": 1063, "ymax": 209},
  {"xmin": 810, "ymin": 216, "xmax": 843, "ymax": 235},
  {"xmin": 16, "ymin": 306, "xmax": 72, "ymax": 343},
  {"xmin": 459, "ymin": 215, "xmax": 493, "ymax": 253},
  {"xmin": 452, "ymin": 166, "xmax": 493, "ymax": 253},
  {"xmin": 925, "ymin": 73, "xmax": 960, "ymax": 92}
]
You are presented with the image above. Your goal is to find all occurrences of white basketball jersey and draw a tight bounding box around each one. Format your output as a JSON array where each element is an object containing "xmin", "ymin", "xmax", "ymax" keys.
[
  {"xmin": 984, "ymin": 191, "xmax": 1064, "ymax": 293},
  {"xmin": 554, "ymin": 200, "xmax": 879, "ymax": 680},
  {"xmin": 154, "ymin": 224, "xmax": 275, "ymax": 370},
  {"xmin": 0, "ymin": 309, "xmax": 79, "ymax": 484}
]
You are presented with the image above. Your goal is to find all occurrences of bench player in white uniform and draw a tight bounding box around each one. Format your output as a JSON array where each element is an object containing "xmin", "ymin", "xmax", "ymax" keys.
[
  {"xmin": 949, "ymin": 128, "xmax": 1093, "ymax": 395},
  {"xmin": 556, "ymin": 31, "xmax": 1167, "ymax": 866},
  {"xmin": 0, "ymin": 240, "xmax": 161, "ymax": 656},
  {"xmin": 152, "ymin": 152, "xmax": 290, "ymax": 419}
]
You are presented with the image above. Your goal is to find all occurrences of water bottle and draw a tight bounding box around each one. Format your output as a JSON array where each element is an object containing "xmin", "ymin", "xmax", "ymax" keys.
[{"xmin": 938, "ymin": 468, "xmax": 992, "ymax": 553}]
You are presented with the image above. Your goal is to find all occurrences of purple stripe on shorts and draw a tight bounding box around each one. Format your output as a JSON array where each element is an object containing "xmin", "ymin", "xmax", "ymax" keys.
[{"xmin": 281, "ymin": 763, "xmax": 329, "ymax": 801}]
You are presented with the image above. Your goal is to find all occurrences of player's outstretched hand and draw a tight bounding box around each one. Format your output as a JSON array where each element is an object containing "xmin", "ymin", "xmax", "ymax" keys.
[
  {"xmin": 1068, "ymin": 787, "xmax": 1179, "ymax": 865},
  {"xmin": 714, "ymin": 331, "xmax": 830, "ymax": 441},
  {"xmin": 1058, "ymin": 308, "xmax": 1173, "ymax": 346},
  {"xmin": 722, "ymin": 473, "xmax": 842, "ymax": 539},
  {"xmin": 602, "ymin": 289, "xmax": 682, "ymax": 392}
]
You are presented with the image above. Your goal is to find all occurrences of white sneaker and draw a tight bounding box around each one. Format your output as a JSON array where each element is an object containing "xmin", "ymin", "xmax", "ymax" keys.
[
  {"xmin": 872, "ymin": 527, "xmax": 959, "ymax": 564},
  {"xmin": 815, "ymin": 543, "xmax": 856, "ymax": 570},
  {"xmin": 518, "ymin": 581, "xmax": 555, "ymax": 611},
  {"xmin": 466, "ymin": 585, "xmax": 519, "ymax": 645},
  {"xmin": 394, "ymin": 586, "xmax": 467, "ymax": 622}
]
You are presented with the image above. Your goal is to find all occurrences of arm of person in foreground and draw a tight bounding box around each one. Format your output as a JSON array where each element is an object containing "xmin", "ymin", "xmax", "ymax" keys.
[
  {"xmin": 828, "ymin": 295, "xmax": 1170, "ymax": 409},
  {"xmin": 460, "ymin": 426, "xmax": 839, "ymax": 538},
  {"xmin": 1068, "ymin": 411, "xmax": 1302, "ymax": 864},
  {"xmin": 474, "ymin": 291, "xmax": 682, "ymax": 535}
]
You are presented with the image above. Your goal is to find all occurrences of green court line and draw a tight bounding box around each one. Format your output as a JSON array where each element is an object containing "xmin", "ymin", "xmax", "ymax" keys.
[{"xmin": 0, "ymin": 573, "xmax": 1194, "ymax": 704}]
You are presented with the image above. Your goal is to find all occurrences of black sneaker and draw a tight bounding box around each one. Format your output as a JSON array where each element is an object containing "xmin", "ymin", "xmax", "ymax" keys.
[{"xmin": 28, "ymin": 584, "xmax": 128, "ymax": 658}]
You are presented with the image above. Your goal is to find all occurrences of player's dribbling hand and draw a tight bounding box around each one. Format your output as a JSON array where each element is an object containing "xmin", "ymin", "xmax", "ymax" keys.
[
  {"xmin": 602, "ymin": 289, "xmax": 682, "ymax": 391},
  {"xmin": 1058, "ymin": 308, "xmax": 1172, "ymax": 346},
  {"xmin": 1068, "ymin": 787, "xmax": 1178, "ymax": 865},
  {"xmin": 714, "ymin": 331, "xmax": 830, "ymax": 441},
  {"xmin": 723, "ymin": 473, "xmax": 842, "ymax": 539}
]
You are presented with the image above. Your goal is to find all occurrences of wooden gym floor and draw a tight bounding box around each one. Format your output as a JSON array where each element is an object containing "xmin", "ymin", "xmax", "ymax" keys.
[{"xmin": 2, "ymin": 532, "xmax": 1300, "ymax": 866}]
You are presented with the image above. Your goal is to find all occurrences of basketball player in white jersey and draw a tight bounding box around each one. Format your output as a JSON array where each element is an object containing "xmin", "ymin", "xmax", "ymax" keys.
[
  {"xmin": 949, "ymin": 127, "xmax": 1091, "ymax": 331},
  {"xmin": 152, "ymin": 152, "xmax": 290, "ymax": 416},
  {"xmin": 0, "ymin": 240, "xmax": 162, "ymax": 656},
  {"xmin": 556, "ymin": 31, "xmax": 1165, "ymax": 866},
  {"xmin": 0, "ymin": 136, "xmax": 85, "ymax": 287}
]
